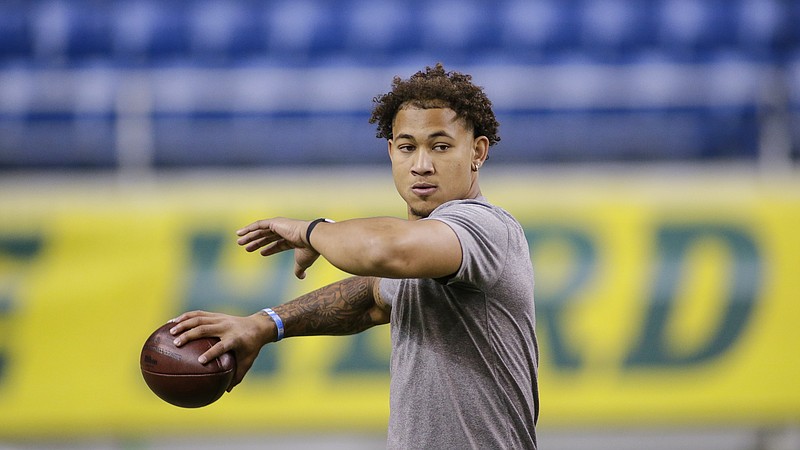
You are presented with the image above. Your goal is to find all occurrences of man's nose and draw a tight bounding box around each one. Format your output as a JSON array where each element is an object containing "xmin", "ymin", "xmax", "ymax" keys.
[{"xmin": 411, "ymin": 149, "xmax": 434, "ymax": 175}]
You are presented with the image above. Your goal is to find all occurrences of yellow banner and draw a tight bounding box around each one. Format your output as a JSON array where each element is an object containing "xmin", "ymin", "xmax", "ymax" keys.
[{"xmin": 0, "ymin": 170, "xmax": 798, "ymax": 438}]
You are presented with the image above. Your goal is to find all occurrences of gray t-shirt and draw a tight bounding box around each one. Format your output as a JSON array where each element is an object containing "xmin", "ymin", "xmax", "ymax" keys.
[{"xmin": 380, "ymin": 197, "xmax": 538, "ymax": 449}]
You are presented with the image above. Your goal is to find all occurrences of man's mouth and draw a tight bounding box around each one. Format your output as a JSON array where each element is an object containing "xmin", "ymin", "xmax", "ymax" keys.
[{"xmin": 411, "ymin": 183, "xmax": 437, "ymax": 197}]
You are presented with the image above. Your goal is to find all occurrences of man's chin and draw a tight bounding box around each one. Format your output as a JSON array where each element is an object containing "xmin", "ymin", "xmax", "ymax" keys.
[
  {"xmin": 408, "ymin": 199, "xmax": 439, "ymax": 219},
  {"xmin": 404, "ymin": 194, "xmax": 445, "ymax": 219},
  {"xmin": 409, "ymin": 207, "xmax": 432, "ymax": 219}
]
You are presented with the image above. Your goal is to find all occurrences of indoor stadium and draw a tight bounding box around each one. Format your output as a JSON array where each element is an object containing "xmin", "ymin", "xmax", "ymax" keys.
[{"xmin": 1, "ymin": 1, "xmax": 798, "ymax": 449}]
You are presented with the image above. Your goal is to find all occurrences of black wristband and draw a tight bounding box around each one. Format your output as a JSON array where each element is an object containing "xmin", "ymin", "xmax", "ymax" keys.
[{"xmin": 305, "ymin": 218, "xmax": 334, "ymax": 249}]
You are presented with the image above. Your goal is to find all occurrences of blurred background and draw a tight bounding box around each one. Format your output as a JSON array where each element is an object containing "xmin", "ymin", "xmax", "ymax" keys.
[{"xmin": 0, "ymin": 0, "xmax": 799, "ymax": 449}]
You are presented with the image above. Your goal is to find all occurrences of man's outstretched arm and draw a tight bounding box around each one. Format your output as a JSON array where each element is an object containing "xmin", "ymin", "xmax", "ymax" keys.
[
  {"xmin": 237, "ymin": 216, "xmax": 462, "ymax": 280},
  {"xmin": 170, "ymin": 276, "xmax": 389, "ymax": 390}
]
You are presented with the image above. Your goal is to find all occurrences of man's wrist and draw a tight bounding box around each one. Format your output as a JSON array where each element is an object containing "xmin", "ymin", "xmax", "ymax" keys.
[
  {"xmin": 305, "ymin": 218, "xmax": 335, "ymax": 249},
  {"xmin": 261, "ymin": 308, "xmax": 285, "ymax": 341}
]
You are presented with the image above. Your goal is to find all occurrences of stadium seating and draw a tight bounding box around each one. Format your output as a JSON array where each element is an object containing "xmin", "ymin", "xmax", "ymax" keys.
[{"xmin": 0, "ymin": 0, "xmax": 797, "ymax": 168}]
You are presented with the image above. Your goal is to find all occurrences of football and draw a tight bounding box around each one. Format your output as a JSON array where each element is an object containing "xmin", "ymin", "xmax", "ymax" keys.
[{"xmin": 140, "ymin": 322, "xmax": 236, "ymax": 408}]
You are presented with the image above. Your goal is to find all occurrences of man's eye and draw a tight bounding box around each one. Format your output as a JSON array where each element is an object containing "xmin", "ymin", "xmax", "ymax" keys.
[
  {"xmin": 399, "ymin": 145, "xmax": 415, "ymax": 152},
  {"xmin": 433, "ymin": 144, "xmax": 449, "ymax": 151}
]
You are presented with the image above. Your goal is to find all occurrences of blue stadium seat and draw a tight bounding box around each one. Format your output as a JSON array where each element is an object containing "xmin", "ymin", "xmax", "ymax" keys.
[
  {"xmin": 187, "ymin": 1, "xmax": 267, "ymax": 60},
  {"xmin": 789, "ymin": 50, "xmax": 800, "ymax": 162},
  {"xmin": 418, "ymin": 0, "xmax": 502, "ymax": 57},
  {"xmin": 65, "ymin": 2, "xmax": 113, "ymax": 60},
  {"xmin": 265, "ymin": 0, "xmax": 328, "ymax": 59},
  {"xmin": 500, "ymin": 0, "xmax": 582, "ymax": 60},
  {"xmin": 0, "ymin": 2, "xmax": 33, "ymax": 61},
  {"xmin": 579, "ymin": 0, "xmax": 659, "ymax": 60},
  {"xmin": 344, "ymin": 0, "xmax": 422, "ymax": 58},
  {"xmin": 656, "ymin": 0, "xmax": 738, "ymax": 59},
  {"xmin": 112, "ymin": 1, "xmax": 191, "ymax": 62},
  {"xmin": 29, "ymin": 1, "xmax": 70, "ymax": 62},
  {"xmin": 735, "ymin": 0, "xmax": 796, "ymax": 59}
]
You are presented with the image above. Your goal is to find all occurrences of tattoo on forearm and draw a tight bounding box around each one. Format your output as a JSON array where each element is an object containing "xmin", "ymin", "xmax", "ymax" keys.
[{"xmin": 271, "ymin": 276, "xmax": 376, "ymax": 337}]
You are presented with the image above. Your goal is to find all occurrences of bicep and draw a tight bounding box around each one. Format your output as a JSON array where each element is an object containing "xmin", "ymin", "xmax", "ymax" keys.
[
  {"xmin": 311, "ymin": 217, "xmax": 462, "ymax": 280},
  {"xmin": 385, "ymin": 218, "xmax": 462, "ymax": 279}
]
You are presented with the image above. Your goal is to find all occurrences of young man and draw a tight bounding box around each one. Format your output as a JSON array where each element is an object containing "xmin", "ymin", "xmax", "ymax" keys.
[{"xmin": 170, "ymin": 64, "xmax": 539, "ymax": 448}]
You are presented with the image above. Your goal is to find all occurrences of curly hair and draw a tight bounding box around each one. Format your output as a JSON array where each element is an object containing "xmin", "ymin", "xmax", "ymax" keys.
[{"xmin": 369, "ymin": 63, "xmax": 500, "ymax": 147}]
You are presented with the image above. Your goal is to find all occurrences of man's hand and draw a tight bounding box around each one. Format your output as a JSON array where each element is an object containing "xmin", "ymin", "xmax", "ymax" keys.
[
  {"xmin": 236, "ymin": 217, "xmax": 320, "ymax": 279},
  {"xmin": 169, "ymin": 310, "xmax": 274, "ymax": 391}
]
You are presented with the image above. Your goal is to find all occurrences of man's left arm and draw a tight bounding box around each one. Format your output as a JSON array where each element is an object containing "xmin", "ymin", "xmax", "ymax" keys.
[{"xmin": 237, "ymin": 216, "xmax": 462, "ymax": 280}]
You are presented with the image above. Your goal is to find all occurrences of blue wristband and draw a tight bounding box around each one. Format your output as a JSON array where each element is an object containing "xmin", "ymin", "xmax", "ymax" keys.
[{"xmin": 262, "ymin": 308, "xmax": 284, "ymax": 341}]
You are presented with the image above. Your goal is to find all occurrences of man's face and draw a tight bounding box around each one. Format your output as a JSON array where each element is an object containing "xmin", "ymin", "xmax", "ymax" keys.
[{"xmin": 388, "ymin": 107, "xmax": 487, "ymax": 220}]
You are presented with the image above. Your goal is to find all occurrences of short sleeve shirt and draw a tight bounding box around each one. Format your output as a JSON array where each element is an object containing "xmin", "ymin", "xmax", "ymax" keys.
[{"xmin": 380, "ymin": 197, "xmax": 539, "ymax": 449}]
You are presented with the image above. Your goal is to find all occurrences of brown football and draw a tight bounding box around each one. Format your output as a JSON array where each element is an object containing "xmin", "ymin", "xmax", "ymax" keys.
[{"xmin": 140, "ymin": 322, "xmax": 236, "ymax": 408}]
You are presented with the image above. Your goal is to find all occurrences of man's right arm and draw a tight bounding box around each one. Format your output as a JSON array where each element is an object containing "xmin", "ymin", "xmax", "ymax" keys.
[
  {"xmin": 170, "ymin": 275, "xmax": 389, "ymax": 390},
  {"xmin": 271, "ymin": 275, "xmax": 390, "ymax": 338}
]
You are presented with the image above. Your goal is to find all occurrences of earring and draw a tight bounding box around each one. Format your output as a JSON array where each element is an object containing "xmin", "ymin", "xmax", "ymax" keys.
[{"xmin": 472, "ymin": 162, "xmax": 481, "ymax": 171}]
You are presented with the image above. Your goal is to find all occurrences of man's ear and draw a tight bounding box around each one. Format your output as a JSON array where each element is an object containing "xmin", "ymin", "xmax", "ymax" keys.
[{"xmin": 472, "ymin": 136, "xmax": 490, "ymax": 167}]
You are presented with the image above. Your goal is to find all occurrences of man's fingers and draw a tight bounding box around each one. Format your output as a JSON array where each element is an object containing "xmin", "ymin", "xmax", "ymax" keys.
[
  {"xmin": 243, "ymin": 236, "xmax": 273, "ymax": 252},
  {"xmin": 238, "ymin": 230, "xmax": 276, "ymax": 247},
  {"xmin": 169, "ymin": 310, "xmax": 209, "ymax": 329},
  {"xmin": 236, "ymin": 219, "xmax": 283, "ymax": 239},
  {"xmin": 236, "ymin": 219, "xmax": 269, "ymax": 236},
  {"xmin": 294, "ymin": 249, "xmax": 320, "ymax": 279},
  {"xmin": 198, "ymin": 340, "xmax": 229, "ymax": 365},
  {"xmin": 167, "ymin": 311, "xmax": 267, "ymax": 392},
  {"xmin": 171, "ymin": 325, "xmax": 202, "ymax": 347},
  {"xmin": 236, "ymin": 225, "xmax": 254, "ymax": 236},
  {"xmin": 260, "ymin": 239, "xmax": 292, "ymax": 256},
  {"xmin": 171, "ymin": 317, "xmax": 221, "ymax": 347}
]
